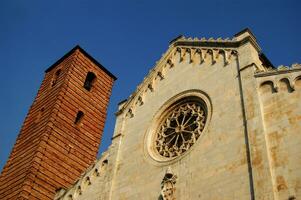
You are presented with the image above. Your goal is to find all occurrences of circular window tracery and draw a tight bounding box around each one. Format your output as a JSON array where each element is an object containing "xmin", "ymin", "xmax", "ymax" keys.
[{"xmin": 154, "ymin": 99, "xmax": 207, "ymax": 158}]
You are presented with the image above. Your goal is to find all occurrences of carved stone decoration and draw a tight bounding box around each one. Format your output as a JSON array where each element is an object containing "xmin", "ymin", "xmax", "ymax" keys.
[
  {"xmin": 196, "ymin": 48, "xmax": 205, "ymax": 64},
  {"xmin": 148, "ymin": 83, "xmax": 154, "ymax": 92},
  {"xmin": 185, "ymin": 48, "xmax": 192, "ymax": 63},
  {"xmin": 155, "ymin": 101, "xmax": 207, "ymax": 158},
  {"xmin": 84, "ymin": 177, "xmax": 91, "ymax": 186},
  {"xmin": 126, "ymin": 108, "xmax": 134, "ymax": 118},
  {"xmin": 206, "ymin": 49, "xmax": 214, "ymax": 64},
  {"xmin": 179, "ymin": 47, "xmax": 190, "ymax": 62},
  {"xmin": 159, "ymin": 167, "xmax": 177, "ymax": 200},
  {"xmin": 76, "ymin": 186, "xmax": 82, "ymax": 195},
  {"xmin": 176, "ymin": 47, "xmax": 183, "ymax": 62},
  {"xmin": 212, "ymin": 49, "xmax": 219, "ymax": 63},
  {"xmin": 200, "ymin": 49, "xmax": 208, "ymax": 63},
  {"xmin": 167, "ymin": 59, "xmax": 174, "ymax": 68},
  {"xmin": 157, "ymin": 71, "xmax": 165, "ymax": 80},
  {"xmin": 190, "ymin": 48, "xmax": 196, "ymax": 63},
  {"xmin": 136, "ymin": 96, "xmax": 144, "ymax": 106},
  {"xmin": 224, "ymin": 50, "xmax": 231, "ymax": 65}
]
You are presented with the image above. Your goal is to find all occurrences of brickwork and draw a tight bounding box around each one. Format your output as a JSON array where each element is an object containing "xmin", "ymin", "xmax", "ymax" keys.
[{"xmin": 0, "ymin": 46, "xmax": 116, "ymax": 200}]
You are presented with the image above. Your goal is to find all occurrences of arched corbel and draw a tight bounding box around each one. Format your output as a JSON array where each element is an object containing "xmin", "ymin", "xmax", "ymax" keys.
[
  {"xmin": 278, "ymin": 77, "xmax": 294, "ymax": 93},
  {"xmin": 167, "ymin": 59, "xmax": 174, "ymax": 68},
  {"xmin": 157, "ymin": 71, "xmax": 165, "ymax": 80},
  {"xmin": 224, "ymin": 49, "xmax": 231, "ymax": 65},
  {"xmin": 185, "ymin": 48, "xmax": 193, "ymax": 63},
  {"xmin": 218, "ymin": 49, "xmax": 227, "ymax": 66},
  {"xmin": 126, "ymin": 108, "xmax": 134, "ymax": 118},
  {"xmin": 180, "ymin": 48, "xmax": 188, "ymax": 62},
  {"xmin": 101, "ymin": 159, "xmax": 108, "ymax": 168},
  {"xmin": 136, "ymin": 95, "xmax": 144, "ymax": 106},
  {"xmin": 93, "ymin": 168, "xmax": 100, "ymax": 177},
  {"xmin": 85, "ymin": 176, "xmax": 91, "ymax": 186},
  {"xmin": 292, "ymin": 75, "xmax": 301, "ymax": 89},
  {"xmin": 231, "ymin": 50, "xmax": 238, "ymax": 58},
  {"xmin": 76, "ymin": 186, "xmax": 82, "ymax": 195},
  {"xmin": 259, "ymin": 80, "xmax": 278, "ymax": 94},
  {"xmin": 195, "ymin": 48, "xmax": 204, "ymax": 64},
  {"xmin": 190, "ymin": 48, "xmax": 196, "ymax": 63},
  {"xmin": 212, "ymin": 49, "xmax": 220, "ymax": 64},
  {"xmin": 147, "ymin": 82, "xmax": 154, "ymax": 92},
  {"xmin": 176, "ymin": 47, "xmax": 183, "ymax": 62},
  {"xmin": 206, "ymin": 49, "xmax": 214, "ymax": 65},
  {"xmin": 200, "ymin": 49, "xmax": 207, "ymax": 64}
]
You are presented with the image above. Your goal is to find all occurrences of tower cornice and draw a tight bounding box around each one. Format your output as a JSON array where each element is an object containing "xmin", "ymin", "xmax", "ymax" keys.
[{"xmin": 45, "ymin": 45, "xmax": 117, "ymax": 80}]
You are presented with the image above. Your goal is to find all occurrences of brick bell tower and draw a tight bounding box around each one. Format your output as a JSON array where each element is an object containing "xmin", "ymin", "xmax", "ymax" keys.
[{"xmin": 0, "ymin": 46, "xmax": 116, "ymax": 199}]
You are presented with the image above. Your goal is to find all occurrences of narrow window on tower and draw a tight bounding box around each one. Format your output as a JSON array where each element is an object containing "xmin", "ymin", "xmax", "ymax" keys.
[
  {"xmin": 74, "ymin": 111, "xmax": 84, "ymax": 125},
  {"xmin": 51, "ymin": 69, "xmax": 61, "ymax": 87},
  {"xmin": 83, "ymin": 72, "xmax": 96, "ymax": 91}
]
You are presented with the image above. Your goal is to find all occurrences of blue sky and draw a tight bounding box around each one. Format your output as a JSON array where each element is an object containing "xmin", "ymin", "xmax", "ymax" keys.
[{"xmin": 0, "ymin": 0, "xmax": 300, "ymax": 171}]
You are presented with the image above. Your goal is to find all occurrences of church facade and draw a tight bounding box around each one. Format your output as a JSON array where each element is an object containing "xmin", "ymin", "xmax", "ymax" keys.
[
  {"xmin": 1, "ymin": 29, "xmax": 301, "ymax": 200},
  {"xmin": 55, "ymin": 29, "xmax": 301, "ymax": 200}
]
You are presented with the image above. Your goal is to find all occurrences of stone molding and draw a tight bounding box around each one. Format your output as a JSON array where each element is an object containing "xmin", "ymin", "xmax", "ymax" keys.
[{"xmin": 255, "ymin": 63, "xmax": 301, "ymax": 77}]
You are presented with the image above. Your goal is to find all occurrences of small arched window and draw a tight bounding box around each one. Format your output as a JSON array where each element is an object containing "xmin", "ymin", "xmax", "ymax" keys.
[
  {"xmin": 51, "ymin": 69, "xmax": 61, "ymax": 87},
  {"xmin": 74, "ymin": 111, "xmax": 84, "ymax": 125},
  {"xmin": 83, "ymin": 72, "xmax": 96, "ymax": 91}
]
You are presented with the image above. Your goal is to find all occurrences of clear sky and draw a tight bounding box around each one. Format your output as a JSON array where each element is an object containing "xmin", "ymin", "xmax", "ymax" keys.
[{"xmin": 0, "ymin": 0, "xmax": 300, "ymax": 171}]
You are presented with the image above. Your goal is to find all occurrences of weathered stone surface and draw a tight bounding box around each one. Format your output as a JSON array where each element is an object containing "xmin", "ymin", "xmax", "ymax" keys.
[{"xmin": 57, "ymin": 29, "xmax": 301, "ymax": 200}]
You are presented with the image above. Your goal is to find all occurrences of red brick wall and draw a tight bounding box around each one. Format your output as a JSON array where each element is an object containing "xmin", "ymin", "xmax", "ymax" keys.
[{"xmin": 0, "ymin": 47, "xmax": 116, "ymax": 199}]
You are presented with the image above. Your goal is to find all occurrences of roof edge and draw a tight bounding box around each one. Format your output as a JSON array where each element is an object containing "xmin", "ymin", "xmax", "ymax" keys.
[
  {"xmin": 234, "ymin": 28, "xmax": 257, "ymax": 40},
  {"xmin": 259, "ymin": 53, "xmax": 275, "ymax": 69},
  {"xmin": 45, "ymin": 45, "xmax": 117, "ymax": 80}
]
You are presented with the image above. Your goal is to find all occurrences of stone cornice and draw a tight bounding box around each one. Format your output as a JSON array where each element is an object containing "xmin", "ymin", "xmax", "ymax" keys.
[
  {"xmin": 255, "ymin": 63, "xmax": 301, "ymax": 77},
  {"xmin": 171, "ymin": 35, "xmax": 261, "ymax": 52}
]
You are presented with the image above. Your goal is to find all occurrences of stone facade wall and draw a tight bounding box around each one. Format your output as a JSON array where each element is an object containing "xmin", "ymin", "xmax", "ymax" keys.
[
  {"xmin": 0, "ymin": 46, "xmax": 116, "ymax": 199},
  {"xmin": 257, "ymin": 68, "xmax": 301, "ymax": 200},
  {"xmin": 112, "ymin": 49, "xmax": 250, "ymax": 199},
  {"xmin": 55, "ymin": 31, "xmax": 301, "ymax": 200}
]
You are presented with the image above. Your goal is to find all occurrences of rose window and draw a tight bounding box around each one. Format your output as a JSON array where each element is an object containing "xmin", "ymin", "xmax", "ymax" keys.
[{"xmin": 155, "ymin": 101, "xmax": 207, "ymax": 158}]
